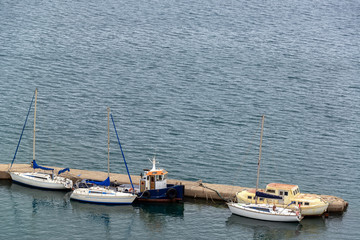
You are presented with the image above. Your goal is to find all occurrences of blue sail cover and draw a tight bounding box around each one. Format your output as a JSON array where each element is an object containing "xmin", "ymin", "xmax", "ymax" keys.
[
  {"xmin": 86, "ymin": 177, "xmax": 110, "ymax": 186},
  {"xmin": 58, "ymin": 168, "xmax": 70, "ymax": 175},
  {"xmin": 32, "ymin": 160, "xmax": 54, "ymax": 171},
  {"xmin": 256, "ymin": 191, "xmax": 283, "ymax": 200}
]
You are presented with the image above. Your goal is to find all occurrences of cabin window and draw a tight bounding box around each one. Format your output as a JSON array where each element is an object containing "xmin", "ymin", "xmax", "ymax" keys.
[
  {"xmin": 298, "ymin": 202, "xmax": 303, "ymax": 205},
  {"xmin": 163, "ymin": 174, "xmax": 167, "ymax": 180},
  {"xmin": 279, "ymin": 191, "xmax": 284, "ymax": 196},
  {"xmin": 284, "ymin": 191, "xmax": 288, "ymax": 196},
  {"xmin": 147, "ymin": 176, "xmax": 150, "ymax": 180},
  {"xmin": 259, "ymin": 198, "xmax": 264, "ymax": 201},
  {"xmin": 305, "ymin": 202, "xmax": 310, "ymax": 206},
  {"xmin": 267, "ymin": 189, "xmax": 276, "ymax": 194},
  {"xmin": 248, "ymin": 196, "xmax": 252, "ymax": 200}
]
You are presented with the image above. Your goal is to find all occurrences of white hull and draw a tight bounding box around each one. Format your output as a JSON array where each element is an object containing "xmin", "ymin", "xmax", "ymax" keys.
[
  {"xmin": 10, "ymin": 172, "xmax": 73, "ymax": 190},
  {"xmin": 70, "ymin": 186, "xmax": 136, "ymax": 204},
  {"xmin": 227, "ymin": 203, "xmax": 302, "ymax": 222}
]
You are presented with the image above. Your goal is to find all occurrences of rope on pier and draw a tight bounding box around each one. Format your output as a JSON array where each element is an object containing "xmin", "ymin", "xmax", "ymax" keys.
[{"xmin": 197, "ymin": 180, "xmax": 230, "ymax": 202}]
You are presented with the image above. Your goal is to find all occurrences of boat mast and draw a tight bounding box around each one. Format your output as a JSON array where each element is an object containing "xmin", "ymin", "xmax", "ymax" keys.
[
  {"xmin": 107, "ymin": 107, "xmax": 110, "ymax": 180},
  {"xmin": 110, "ymin": 113, "xmax": 135, "ymax": 194},
  {"xmin": 33, "ymin": 88, "xmax": 38, "ymax": 162},
  {"xmin": 255, "ymin": 115, "xmax": 265, "ymax": 204},
  {"xmin": 9, "ymin": 89, "xmax": 37, "ymax": 170}
]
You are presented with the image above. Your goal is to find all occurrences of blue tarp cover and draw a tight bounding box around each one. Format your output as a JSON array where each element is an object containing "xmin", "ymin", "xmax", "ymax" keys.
[
  {"xmin": 256, "ymin": 191, "xmax": 283, "ymax": 200},
  {"xmin": 32, "ymin": 160, "xmax": 54, "ymax": 171},
  {"xmin": 86, "ymin": 177, "xmax": 110, "ymax": 186},
  {"xmin": 58, "ymin": 168, "xmax": 70, "ymax": 175}
]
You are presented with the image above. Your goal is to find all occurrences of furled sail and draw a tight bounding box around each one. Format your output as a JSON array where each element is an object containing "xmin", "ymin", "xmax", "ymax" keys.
[
  {"xmin": 256, "ymin": 191, "xmax": 283, "ymax": 200},
  {"xmin": 86, "ymin": 177, "xmax": 110, "ymax": 186},
  {"xmin": 58, "ymin": 168, "xmax": 70, "ymax": 175},
  {"xmin": 32, "ymin": 160, "xmax": 54, "ymax": 171}
]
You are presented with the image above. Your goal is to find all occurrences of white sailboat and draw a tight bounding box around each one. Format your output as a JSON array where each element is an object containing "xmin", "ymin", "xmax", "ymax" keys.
[
  {"xmin": 70, "ymin": 107, "xmax": 136, "ymax": 204},
  {"xmin": 9, "ymin": 89, "xmax": 73, "ymax": 190},
  {"xmin": 227, "ymin": 202, "xmax": 301, "ymax": 222},
  {"xmin": 227, "ymin": 115, "xmax": 302, "ymax": 222}
]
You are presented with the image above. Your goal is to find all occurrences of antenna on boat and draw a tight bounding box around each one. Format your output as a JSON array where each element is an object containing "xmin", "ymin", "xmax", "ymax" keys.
[
  {"xmin": 150, "ymin": 155, "xmax": 157, "ymax": 171},
  {"xmin": 255, "ymin": 115, "xmax": 265, "ymax": 204},
  {"xmin": 33, "ymin": 88, "xmax": 38, "ymax": 162}
]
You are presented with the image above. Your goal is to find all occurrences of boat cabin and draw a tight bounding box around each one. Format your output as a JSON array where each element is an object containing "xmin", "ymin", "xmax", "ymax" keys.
[
  {"xmin": 265, "ymin": 183, "xmax": 300, "ymax": 198},
  {"xmin": 139, "ymin": 157, "xmax": 168, "ymax": 192}
]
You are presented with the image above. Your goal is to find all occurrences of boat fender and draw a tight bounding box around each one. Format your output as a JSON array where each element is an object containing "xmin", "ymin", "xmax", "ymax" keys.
[
  {"xmin": 166, "ymin": 188, "xmax": 177, "ymax": 199},
  {"xmin": 142, "ymin": 190, "xmax": 151, "ymax": 198}
]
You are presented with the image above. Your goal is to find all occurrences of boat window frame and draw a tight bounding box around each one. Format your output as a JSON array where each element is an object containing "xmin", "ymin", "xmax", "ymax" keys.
[{"xmin": 266, "ymin": 189, "xmax": 276, "ymax": 194}]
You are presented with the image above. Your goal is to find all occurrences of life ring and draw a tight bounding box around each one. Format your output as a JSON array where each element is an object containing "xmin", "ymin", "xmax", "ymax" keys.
[
  {"xmin": 166, "ymin": 188, "xmax": 177, "ymax": 199},
  {"xmin": 142, "ymin": 190, "xmax": 151, "ymax": 198}
]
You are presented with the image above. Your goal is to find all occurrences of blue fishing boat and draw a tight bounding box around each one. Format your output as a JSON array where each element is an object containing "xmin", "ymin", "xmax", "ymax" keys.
[{"xmin": 135, "ymin": 157, "xmax": 184, "ymax": 202}]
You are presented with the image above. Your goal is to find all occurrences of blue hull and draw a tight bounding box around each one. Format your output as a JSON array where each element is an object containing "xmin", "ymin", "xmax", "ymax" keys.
[{"xmin": 136, "ymin": 184, "xmax": 184, "ymax": 202}]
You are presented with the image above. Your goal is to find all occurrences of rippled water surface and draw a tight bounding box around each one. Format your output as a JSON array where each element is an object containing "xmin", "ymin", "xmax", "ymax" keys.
[{"xmin": 0, "ymin": 0, "xmax": 359, "ymax": 239}]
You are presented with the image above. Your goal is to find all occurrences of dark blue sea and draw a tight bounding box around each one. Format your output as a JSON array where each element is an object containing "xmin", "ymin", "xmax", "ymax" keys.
[{"xmin": 0, "ymin": 0, "xmax": 359, "ymax": 239}]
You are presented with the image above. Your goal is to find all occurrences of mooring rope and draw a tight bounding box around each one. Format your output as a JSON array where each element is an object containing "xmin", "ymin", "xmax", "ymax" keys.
[{"xmin": 197, "ymin": 180, "xmax": 230, "ymax": 202}]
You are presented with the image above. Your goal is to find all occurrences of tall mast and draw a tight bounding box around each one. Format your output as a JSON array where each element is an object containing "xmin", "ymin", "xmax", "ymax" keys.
[
  {"xmin": 110, "ymin": 113, "xmax": 135, "ymax": 193},
  {"xmin": 9, "ymin": 89, "xmax": 37, "ymax": 170},
  {"xmin": 255, "ymin": 115, "xmax": 265, "ymax": 204},
  {"xmin": 107, "ymin": 107, "xmax": 110, "ymax": 179},
  {"xmin": 33, "ymin": 88, "xmax": 38, "ymax": 161}
]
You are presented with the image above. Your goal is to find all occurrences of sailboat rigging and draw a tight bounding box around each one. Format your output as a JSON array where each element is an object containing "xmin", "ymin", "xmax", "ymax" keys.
[
  {"xmin": 227, "ymin": 115, "xmax": 303, "ymax": 222},
  {"xmin": 70, "ymin": 107, "xmax": 136, "ymax": 204},
  {"xmin": 8, "ymin": 89, "xmax": 73, "ymax": 190}
]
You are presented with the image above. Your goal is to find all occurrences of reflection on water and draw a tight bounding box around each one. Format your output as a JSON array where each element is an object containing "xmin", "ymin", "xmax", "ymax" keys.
[
  {"xmin": 71, "ymin": 200, "xmax": 136, "ymax": 238},
  {"xmin": 9, "ymin": 181, "xmax": 70, "ymax": 214},
  {"xmin": 134, "ymin": 202, "xmax": 185, "ymax": 217},
  {"xmin": 226, "ymin": 214, "xmax": 302, "ymax": 239},
  {"xmin": 300, "ymin": 217, "xmax": 327, "ymax": 234},
  {"xmin": 226, "ymin": 214, "xmax": 329, "ymax": 239},
  {"xmin": 133, "ymin": 202, "xmax": 185, "ymax": 233}
]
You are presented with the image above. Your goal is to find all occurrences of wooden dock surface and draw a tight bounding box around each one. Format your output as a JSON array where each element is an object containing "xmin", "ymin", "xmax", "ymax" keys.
[{"xmin": 0, "ymin": 164, "xmax": 348, "ymax": 213}]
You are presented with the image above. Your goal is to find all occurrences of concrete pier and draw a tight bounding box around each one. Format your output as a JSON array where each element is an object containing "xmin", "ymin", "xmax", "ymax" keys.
[{"xmin": 1, "ymin": 164, "xmax": 348, "ymax": 213}]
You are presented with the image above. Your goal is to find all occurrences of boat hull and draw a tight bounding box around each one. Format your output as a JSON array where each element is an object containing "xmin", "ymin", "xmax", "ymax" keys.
[
  {"xmin": 227, "ymin": 203, "xmax": 302, "ymax": 222},
  {"xmin": 136, "ymin": 184, "xmax": 184, "ymax": 202},
  {"xmin": 10, "ymin": 172, "xmax": 73, "ymax": 190},
  {"xmin": 70, "ymin": 187, "xmax": 137, "ymax": 204}
]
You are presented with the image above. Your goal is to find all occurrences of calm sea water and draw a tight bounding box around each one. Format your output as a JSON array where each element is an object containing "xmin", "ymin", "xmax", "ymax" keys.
[{"xmin": 0, "ymin": 0, "xmax": 359, "ymax": 239}]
